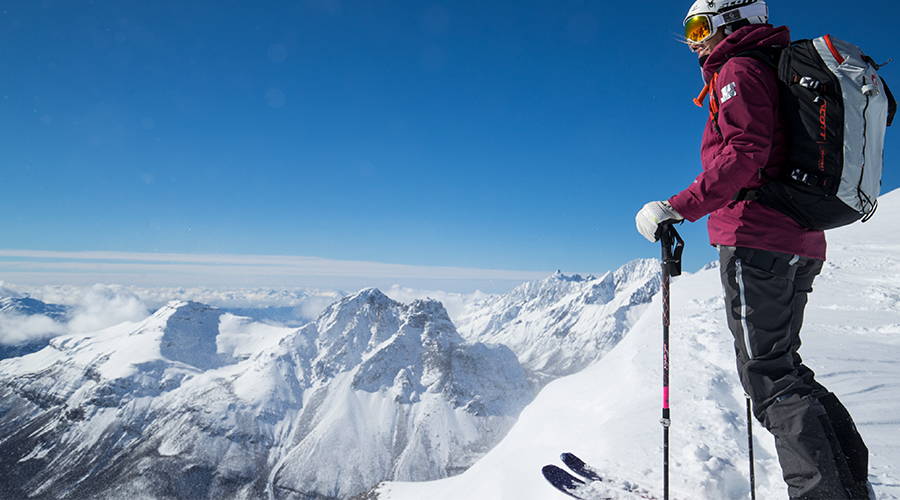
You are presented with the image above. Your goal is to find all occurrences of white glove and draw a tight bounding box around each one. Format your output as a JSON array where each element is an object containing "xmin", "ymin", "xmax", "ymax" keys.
[{"xmin": 635, "ymin": 201, "xmax": 683, "ymax": 243}]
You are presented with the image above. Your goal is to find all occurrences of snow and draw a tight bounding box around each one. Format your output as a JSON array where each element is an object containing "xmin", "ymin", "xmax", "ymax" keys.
[
  {"xmin": 215, "ymin": 313, "xmax": 295, "ymax": 360},
  {"xmin": 253, "ymin": 292, "xmax": 534, "ymax": 497},
  {"xmin": 9, "ymin": 301, "xmax": 221, "ymax": 381},
  {"xmin": 456, "ymin": 259, "xmax": 660, "ymax": 378},
  {"xmin": 378, "ymin": 189, "xmax": 900, "ymax": 500}
]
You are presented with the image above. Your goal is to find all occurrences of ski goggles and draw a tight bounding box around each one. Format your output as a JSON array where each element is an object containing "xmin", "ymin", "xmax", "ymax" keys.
[
  {"xmin": 683, "ymin": 14, "xmax": 716, "ymax": 43},
  {"xmin": 683, "ymin": 2, "xmax": 768, "ymax": 44}
]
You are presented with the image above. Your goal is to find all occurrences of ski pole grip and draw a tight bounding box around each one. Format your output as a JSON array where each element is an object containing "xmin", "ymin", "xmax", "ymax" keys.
[{"xmin": 659, "ymin": 224, "xmax": 685, "ymax": 277}]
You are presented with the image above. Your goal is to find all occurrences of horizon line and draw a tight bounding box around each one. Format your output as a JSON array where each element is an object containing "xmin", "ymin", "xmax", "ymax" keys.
[{"xmin": 0, "ymin": 248, "xmax": 554, "ymax": 292}]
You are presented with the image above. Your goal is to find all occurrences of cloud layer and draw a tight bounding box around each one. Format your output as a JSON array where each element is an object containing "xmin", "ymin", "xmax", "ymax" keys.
[
  {"xmin": 0, "ymin": 281, "xmax": 497, "ymax": 348},
  {"xmin": 0, "ymin": 313, "xmax": 66, "ymax": 346},
  {"xmin": 0, "ymin": 281, "xmax": 334, "ymax": 348},
  {"xmin": 0, "ymin": 249, "xmax": 546, "ymax": 292},
  {"xmin": 66, "ymin": 285, "xmax": 150, "ymax": 334},
  {"xmin": 0, "ymin": 284, "xmax": 150, "ymax": 346},
  {"xmin": 382, "ymin": 285, "xmax": 489, "ymax": 323}
]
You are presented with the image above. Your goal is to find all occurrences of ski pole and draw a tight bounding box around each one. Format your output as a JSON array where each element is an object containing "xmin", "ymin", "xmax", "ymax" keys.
[
  {"xmin": 658, "ymin": 223, "xmax": 684, "ymax": 500},
  {"xmin": 747, "ymin": 396, "xmax": 756, "ymax": 500}
]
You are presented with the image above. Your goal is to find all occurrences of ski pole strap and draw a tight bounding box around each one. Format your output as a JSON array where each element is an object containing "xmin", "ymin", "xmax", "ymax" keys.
[{"xmin": 659, "ymin": 224, "xmax": 684, "ymax": 277}]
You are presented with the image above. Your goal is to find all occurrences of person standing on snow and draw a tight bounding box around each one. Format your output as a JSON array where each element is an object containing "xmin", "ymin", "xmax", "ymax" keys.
[{"xmin": 634, "ymin": 1, "xmax": 874, "ymax": 499}]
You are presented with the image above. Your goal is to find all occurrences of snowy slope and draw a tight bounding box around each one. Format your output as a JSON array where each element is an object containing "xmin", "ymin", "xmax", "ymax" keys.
[
  {"xmin": 456, "ymin": 260, "xmax": 660, "ymax": 378},
  {"xmin": 0, "ymin": 290, "xmax": 534, "ymax": 499},
  {"xmin": 259, "ymin": 290, "xmax": 534, "ymax": 498},
  {"xmin": 0, "ymin": 297, "xmax": 69, "ymax": 320},
  {"xmin": 378, "ymin": 189, "xmax": 900, "ymax": 500}
]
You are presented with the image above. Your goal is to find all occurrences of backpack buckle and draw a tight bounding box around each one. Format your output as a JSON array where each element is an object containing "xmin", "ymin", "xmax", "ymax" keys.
[
  {"xmin": 791, "ymin": 168, "xmax": 815, "ymax": 185},
  {"xmin": 799, "ymin": 77, "xmax": 821, "ymax": 90}
]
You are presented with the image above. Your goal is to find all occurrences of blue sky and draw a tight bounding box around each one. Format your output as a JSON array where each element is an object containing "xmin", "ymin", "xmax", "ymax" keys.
[{"xmin": 1, "ymin": 1, "xmax": 898, "ymax": 288}]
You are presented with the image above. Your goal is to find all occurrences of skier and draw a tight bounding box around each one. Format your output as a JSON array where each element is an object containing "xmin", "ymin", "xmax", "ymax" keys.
[{"xmin": 634, "ymin": 1, "xmax": 874, "ymax": 498}]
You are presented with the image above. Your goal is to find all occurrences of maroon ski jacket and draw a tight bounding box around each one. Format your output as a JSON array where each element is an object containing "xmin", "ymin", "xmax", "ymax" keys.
[{"xmin": 668, "ymin": 25, "xmax": 827, "ymax": 260}]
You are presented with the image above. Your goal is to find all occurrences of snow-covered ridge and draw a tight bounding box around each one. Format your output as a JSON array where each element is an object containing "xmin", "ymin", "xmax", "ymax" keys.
[
  {"xmin": 0, "ymin": 296, "xmax": 70, "ymax": 320},
  {"xmin": 457, "ymin": 258, "xmax": 661, "ymax": 378}
]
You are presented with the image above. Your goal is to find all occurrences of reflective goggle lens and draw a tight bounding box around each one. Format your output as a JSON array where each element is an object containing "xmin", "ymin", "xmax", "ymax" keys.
[{"xmin": 684, "ymin": 14, "xmax": 713, "ymax": 43}]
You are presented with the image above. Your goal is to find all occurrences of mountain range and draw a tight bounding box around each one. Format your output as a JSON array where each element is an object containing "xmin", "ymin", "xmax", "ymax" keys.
[
  {"xmin": 456, "ymin": 259, "xmax": 660, "ymax": 378},
  {"xmin": 0, "ymin": 286, "xmax": 559, "ymax": 498}
]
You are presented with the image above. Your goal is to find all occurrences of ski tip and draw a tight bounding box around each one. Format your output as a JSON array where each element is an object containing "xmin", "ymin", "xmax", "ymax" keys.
[
  {"xmin": 560, "ymin": 452, "xmax": 604, "ymax": 482},
  {"xmin": 561, "ymin": 452, "xmax": 585, "ymax": 468},
  {"xmin": 542, "ymin": 464, "xmax": 586, "ymax": 486},
  {"xmin": 541, "ymin": 464, "xmax": 560, "ymax": 477}
]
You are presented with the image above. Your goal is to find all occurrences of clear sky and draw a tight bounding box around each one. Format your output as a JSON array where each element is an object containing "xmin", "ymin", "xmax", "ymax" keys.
[{"xmin": 1, "ymin": 1, "xmax": 898, "ymax": 287}]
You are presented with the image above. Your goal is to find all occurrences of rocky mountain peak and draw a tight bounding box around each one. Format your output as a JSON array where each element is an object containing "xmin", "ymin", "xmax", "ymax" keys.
[
  {"xmin": 550, "ymin": 270, "xmax": 597, "ymax": 283},
  {"xmin": 456, "ymin": 259, "xmax": 663, "ymax": 377}
]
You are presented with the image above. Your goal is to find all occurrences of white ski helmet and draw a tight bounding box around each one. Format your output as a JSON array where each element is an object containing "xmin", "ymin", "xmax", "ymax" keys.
[{"xmin": 683, "ymin": 0, "xmax": 769, "ymax": 43}]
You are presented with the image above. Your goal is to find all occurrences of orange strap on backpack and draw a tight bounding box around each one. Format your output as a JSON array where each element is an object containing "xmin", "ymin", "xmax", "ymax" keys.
[{"xmin": 693, "ymin": 73, "xmax": 720, "ymax": 120}]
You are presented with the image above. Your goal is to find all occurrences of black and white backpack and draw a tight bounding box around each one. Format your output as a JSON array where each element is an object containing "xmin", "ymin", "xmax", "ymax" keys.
[{"xmin": 738, "ymin": 34, "xmax": 897, "ymax": 230}]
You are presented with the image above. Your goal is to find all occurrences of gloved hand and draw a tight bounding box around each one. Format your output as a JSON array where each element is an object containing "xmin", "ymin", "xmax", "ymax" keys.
[{"xmin": 635, "ymin": 201, "xmax": 683, "ymax": 243}]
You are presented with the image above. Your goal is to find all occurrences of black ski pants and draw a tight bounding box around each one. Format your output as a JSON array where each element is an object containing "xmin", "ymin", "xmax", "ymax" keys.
[{"xmin": 718, "ymin": 246, "xmax": 869, "ymax": 500}]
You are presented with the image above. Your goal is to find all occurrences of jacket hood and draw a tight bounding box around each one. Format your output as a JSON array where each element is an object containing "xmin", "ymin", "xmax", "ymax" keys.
[{"xmin": 702, "ymin": 24, "xmax": 790, "ymax": 81}]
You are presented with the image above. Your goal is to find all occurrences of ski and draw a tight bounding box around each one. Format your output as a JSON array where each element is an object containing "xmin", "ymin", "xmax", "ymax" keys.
[
  {"xmin": 543, "ymin": 453, "xmax": 660, "ymax": 500},
  {"xmin": 542, "ymin": 465, "xmax": 599, "ymax": 500},
  {"xmin": 561, "ymin": 452, "xmax": 604, "ymax": 481}
]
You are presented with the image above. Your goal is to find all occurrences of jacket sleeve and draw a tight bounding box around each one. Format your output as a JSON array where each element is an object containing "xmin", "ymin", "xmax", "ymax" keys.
[{"xmin": 668, "ymin": 58, "xmax": 779, "ymax": 222}]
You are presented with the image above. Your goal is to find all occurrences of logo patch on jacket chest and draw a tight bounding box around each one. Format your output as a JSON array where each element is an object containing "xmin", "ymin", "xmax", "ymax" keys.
[{"xmin": 720, "ymin": 82, "xmax": 737, "ymax": 103}]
